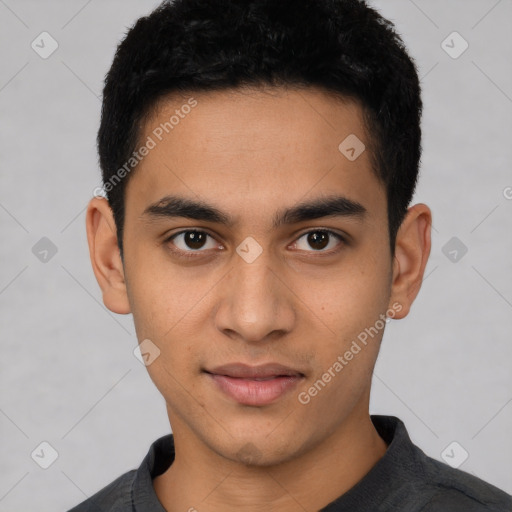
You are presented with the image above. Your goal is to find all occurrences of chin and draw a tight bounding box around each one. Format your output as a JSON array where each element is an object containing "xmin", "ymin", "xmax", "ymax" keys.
[{"xmin": 206, "ymin": 427, "xmax": 309, "ymax": 468}]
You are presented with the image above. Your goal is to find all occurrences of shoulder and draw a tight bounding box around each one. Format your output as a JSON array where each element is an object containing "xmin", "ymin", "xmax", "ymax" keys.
[
  {"xmin": 365, "ymin": 416, "xmax": 512, "ymax": 512},
  {"xmin": 67, "ymin": 469, "xmax": 136, "ymax": 512},
  {"xmin": 66, "ymin": 433, "xmax": 174, "ymax": 512},
  {"xmin": 417, "ymin": 454, "xmax": 512, "ymax": 512}
]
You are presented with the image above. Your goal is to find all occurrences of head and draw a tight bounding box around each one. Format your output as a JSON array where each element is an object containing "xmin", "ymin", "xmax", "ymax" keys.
[
  {"xmin": 87, "ymin": 0, "xmax": 431, "ymax": 467},
  {"xmin": 98, "ymin": 0, "xmax": 423, "ymax": 257}
]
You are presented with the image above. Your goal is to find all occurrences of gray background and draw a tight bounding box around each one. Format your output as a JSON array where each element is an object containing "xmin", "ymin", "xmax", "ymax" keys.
[{"xmin": 1, "ymin": 0, "xmax": 511, "ymax": 510}]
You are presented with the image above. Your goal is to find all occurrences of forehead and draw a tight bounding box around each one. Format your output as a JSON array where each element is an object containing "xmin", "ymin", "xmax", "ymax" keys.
[
  {"xmin": 126, "ymin": 86, "xmax": 385, "ymax": 224},
  {"xmin": 145, "ymin": 85, "xmax": 368, "ymax": 155}
]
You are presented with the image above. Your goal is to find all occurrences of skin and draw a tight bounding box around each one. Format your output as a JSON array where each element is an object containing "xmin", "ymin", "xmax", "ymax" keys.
[{"xmin": 86, "ymin": 86, "xmax": 431, "ymax": 511}]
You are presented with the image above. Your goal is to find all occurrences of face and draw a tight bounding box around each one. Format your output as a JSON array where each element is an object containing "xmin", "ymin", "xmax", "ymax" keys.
[{"xmin": 120, "ymin": 87, "xmax": 397, "ymax": 465}]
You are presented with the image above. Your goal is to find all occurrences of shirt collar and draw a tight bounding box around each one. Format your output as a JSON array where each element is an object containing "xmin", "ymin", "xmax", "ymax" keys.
[
  {"xmin": 321, "ymin": 415, "xmax": 423, "ymax": 511},
  {"xmin": 131, "ymin": 433, "xmax": 175, "ymax": 511}
]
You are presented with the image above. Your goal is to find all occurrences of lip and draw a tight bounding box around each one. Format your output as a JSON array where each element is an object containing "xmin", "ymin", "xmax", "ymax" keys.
[{"xmin": 205, "ymin": 363, "xmax": 305, "ymax": 406}]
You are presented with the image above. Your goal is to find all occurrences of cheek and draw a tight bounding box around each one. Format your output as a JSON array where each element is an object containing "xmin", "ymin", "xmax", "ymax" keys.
[
  {"xmin": 293, "ymin": 257, "xmax": 392, "ymax": 395},
  {"xmin": 296, "ymin": 272, "xmax": 389, "ymax": 419},
  {"xmin": 126, "ymin": 260, "xmax": 204, "ymax": 340},
  {"xmin": 125, "ymin": 262, "xmax": 208, "ymax": 373},
  {"xmin": 301, "ymin": 258, "xmax": 391, "ymax": 336}
]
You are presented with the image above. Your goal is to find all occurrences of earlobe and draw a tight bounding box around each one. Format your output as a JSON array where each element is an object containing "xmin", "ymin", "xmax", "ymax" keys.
[
  {"xmin": 388, "ymin": 203, "xmax": 432, "ymax": 319},
  {"xmin": 85, "ymin": 197, "xmax": 131, "ymax": 314}
]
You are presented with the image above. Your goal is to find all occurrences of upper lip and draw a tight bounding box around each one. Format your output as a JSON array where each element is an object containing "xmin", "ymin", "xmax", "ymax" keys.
[{"xmin": 205, "ymin": 363, "xmax": 305, "ymax": 379}]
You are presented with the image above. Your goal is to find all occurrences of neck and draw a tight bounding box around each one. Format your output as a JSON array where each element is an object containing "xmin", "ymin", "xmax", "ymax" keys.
[{"xmin": 154, "ymin": 403, "xmax": 387, "ymax": 512}]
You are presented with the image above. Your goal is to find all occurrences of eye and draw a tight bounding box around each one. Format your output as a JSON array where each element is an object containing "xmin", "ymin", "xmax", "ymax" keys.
[
  {"xmin": 292, "ymin": 229, "xmax": 345, "ymax": 253},
  {"xmin": 165, "ymin": 228, "xmax": 345, "ymax": 259},
  {"xmin": 166, "ymin": 230, "xmax": 220, "ymax": 255}
]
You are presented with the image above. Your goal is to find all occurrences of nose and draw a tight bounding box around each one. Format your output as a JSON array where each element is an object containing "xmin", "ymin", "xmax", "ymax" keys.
[{"xmin": 214, "ymin": 254, "xmax": 296, "ymax": 345}]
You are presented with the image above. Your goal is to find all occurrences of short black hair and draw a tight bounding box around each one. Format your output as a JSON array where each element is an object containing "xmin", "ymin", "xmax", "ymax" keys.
[{"xmin": 98, "ymin": 0, "xmax": 422, "ymax": 257}]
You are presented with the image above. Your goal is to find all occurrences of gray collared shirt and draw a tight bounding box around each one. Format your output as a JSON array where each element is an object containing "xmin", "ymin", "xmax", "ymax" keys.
[{"xmin": 68, "ymin": 415, "xmax": 512, "ymax": 511}]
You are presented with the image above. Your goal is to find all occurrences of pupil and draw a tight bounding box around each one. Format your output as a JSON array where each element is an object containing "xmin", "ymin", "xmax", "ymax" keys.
[
  {"xmin": 308, "ymin": 231, "xmax": 329, "ymax": 250},
  {"xmin": 186, "ymin": 231, "xmax": 206, "ymax": 250}
]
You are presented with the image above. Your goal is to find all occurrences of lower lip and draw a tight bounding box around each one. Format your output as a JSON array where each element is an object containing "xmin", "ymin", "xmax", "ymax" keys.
[{"xmin": 207, "ymin": 373, "xmax": 303, "ymax": 406}]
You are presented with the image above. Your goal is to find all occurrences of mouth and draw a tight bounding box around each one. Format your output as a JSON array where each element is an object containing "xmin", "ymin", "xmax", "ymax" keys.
[{"xmin": 204, "ymin": 363, "xmax": 305, "ymax": 406}]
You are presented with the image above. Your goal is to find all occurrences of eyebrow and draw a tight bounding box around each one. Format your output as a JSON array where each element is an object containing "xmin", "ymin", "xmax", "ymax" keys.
[{"xmin": 142, "ymin": 194, "xmax": 366, "ymax": 228}]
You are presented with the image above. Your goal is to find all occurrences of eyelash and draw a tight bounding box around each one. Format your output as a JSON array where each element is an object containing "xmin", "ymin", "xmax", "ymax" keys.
[{"xmin": 163, "ymin": 228, "xmax": 346, "ymax": 259}]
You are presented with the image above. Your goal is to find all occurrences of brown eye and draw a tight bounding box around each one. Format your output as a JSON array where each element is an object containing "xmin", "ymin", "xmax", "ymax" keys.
[
  {"xmin": 168, "ymin": 230, "xmax": 218, "ymax": 252},
  {"xmin": 294, "ymin": 230, "xmax": 344, "ymax": 252}
]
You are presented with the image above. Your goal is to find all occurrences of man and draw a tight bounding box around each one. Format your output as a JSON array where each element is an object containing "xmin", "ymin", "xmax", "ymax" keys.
[{"xmin": 70, "ymin": 0, "xmax": 512, "ymax": 510}]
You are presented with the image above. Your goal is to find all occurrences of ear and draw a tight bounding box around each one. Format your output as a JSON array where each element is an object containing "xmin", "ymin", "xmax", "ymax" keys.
[
  {"xmin": 388, "ymin": 203, "xmax": 432, "ymax": 319},
  {"xmin": 85, "ymin": 197, "xmax": 131, "ymax": 314}
]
